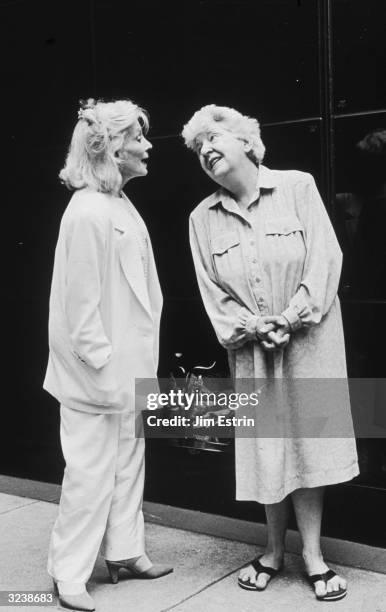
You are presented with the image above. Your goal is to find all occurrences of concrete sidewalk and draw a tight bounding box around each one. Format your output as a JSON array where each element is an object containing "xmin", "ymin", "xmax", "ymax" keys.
[{"xmin": 0, "ymin": 489, "xmax": 385, "ymax": 612}]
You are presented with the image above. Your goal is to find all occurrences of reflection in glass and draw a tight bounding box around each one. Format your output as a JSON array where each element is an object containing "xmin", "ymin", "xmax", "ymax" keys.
[{"xmin": 336, "ymin": 128, "xmax": 386, "ymax": 299}]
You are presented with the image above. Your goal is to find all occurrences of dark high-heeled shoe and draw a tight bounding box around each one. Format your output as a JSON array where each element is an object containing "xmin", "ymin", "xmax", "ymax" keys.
[
  {"xmin": 105, "ymin": 559, "xmax": 173, "ymax": 584},
  {"xmin": 53, "ymin": 580, "xmax": 95, "ymax": 611}
]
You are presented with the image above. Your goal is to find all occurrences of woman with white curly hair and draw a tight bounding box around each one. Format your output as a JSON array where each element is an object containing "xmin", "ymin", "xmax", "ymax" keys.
[
  {"xmin": 182, "ymin": 104, "xmax": 358, "ymax": 602},
  {"xmin": 44, "ymin": 99, "xmax": 172, "ymax": 611}
]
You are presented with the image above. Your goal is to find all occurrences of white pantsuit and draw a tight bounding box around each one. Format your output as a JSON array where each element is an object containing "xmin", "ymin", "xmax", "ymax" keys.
[
  {"xmin": 44, "ymin": 188, "xmax": 162, "ymax": 584},
  {"xmin": 47, "ymin": 406, "xmax": 145, "ymax": 583}
]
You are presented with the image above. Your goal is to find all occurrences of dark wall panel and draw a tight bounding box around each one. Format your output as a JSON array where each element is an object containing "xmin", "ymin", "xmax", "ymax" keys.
[
  {"xmin": 333, "ymin": 0, "xmax": 386, "ymax": 114},
  {"xmin": 1, "ymin": 0, "xmax": 94, "ymax": 148},
  {"xmin": 1, "ymin": 0, "xmax": 95, "ymax": 477},
  {"xmin": 263, "ymin": 121, "xmax": 324, "ymax": 192},
  {"xmin": 93, "ymin": 0, "xmax": 320, "ymax": 136}
]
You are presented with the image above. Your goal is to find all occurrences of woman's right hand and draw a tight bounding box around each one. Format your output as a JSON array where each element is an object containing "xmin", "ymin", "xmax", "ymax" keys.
[
  {"xmin": 259, "ymin": 315, "xmax": 291, "ymax": 351},
  {"xmin": 255, "ymin": 317, "xmax": 276, "ymax": 341}
]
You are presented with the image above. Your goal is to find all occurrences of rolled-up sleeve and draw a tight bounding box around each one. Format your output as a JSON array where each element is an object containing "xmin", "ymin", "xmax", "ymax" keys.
[
  {"xmin": 281, "ymin": 174, "xmax": 342, "ymax": 331},
  {"xmin": 65, "ymin": 212, "xmax": 113, "ymax": 369},
  {"xmin": 190, "ymin": 212, "xmax": 259, "ymax": 349}
]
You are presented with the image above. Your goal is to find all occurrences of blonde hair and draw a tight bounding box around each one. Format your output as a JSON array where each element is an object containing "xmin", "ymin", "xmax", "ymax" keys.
[
  {"xmin": 182, "ymin": 104, "xmax": 265, "ymax": 166},
  {"xmin": 60, "ymin": 98, "xmax": 149, "ymax": 194}
]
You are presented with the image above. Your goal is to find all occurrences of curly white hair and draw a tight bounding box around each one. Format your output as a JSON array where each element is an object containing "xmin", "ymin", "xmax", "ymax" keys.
[{"xmin": 182, "ymin": 104, "xmax": 265, "ymax": 166}]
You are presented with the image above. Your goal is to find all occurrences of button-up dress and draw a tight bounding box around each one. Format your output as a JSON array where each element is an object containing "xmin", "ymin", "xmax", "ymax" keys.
[{"xmin": 189, "ymin": 165, "xmax": 359, "ymax": 504}]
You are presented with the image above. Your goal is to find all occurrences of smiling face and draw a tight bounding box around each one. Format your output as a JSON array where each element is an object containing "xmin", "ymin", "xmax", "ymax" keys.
[
  {"xmin": 116, "ymin": 119, "xmax": 152, "ymax": 183},
  {"xmin": 194, "ymin": 127, "xmax": 251, "ymax": 185}
]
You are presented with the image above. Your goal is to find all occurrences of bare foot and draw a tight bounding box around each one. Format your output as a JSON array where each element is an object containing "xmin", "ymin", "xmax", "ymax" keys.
[
  {"xmin": 304, "ymin": 554, "xmax": 347, "ymax": 599},
  {"xmin": 238, "ymin": 551, "xmax": 283, "ymax": 590}
]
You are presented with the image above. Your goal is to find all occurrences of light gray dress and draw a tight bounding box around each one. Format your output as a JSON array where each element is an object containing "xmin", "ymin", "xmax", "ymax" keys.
[{"xmin": 189, "ymin": 165, "xmax": 359, "ymax": 504}]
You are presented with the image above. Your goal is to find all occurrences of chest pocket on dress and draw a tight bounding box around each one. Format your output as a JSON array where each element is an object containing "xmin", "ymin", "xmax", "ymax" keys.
[
  {"xmin": 265, "ymin": 215, "xmax": 305, "ymax": 266},
  {"xmin": 265, "ymin": 215, "xmax": 303, "ymax": 236},
  {"xmin": 211, "ymin": 231, "xmax": 243, "ymax": 283}
]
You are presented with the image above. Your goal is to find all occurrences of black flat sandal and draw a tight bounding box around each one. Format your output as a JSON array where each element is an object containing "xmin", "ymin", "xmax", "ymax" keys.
[
  {"xmin": 238, "ymin": 556, "xmax": 283, "ymax": 591},
  {"xmin": 306, "ymin": 569, "xmax": 347, "ymax": 602}
]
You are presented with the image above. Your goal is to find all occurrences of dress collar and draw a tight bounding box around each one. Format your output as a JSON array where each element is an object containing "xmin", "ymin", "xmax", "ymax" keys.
[{"xmin": 208, "ymin": 165, "xmax": 277, "ymax": 211}]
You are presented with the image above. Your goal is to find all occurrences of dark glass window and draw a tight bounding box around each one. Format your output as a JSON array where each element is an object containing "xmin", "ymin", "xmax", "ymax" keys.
[
  {"xmin": 1, "ymin": 0, "xmax": 94, "ymax": 148},
  {"xmin": 94, "ymin": 0, "xmax": 320, "ymax": 135},
  {"xmin": 262, "ymin": 120, "xmax": 324, "ymax": 193},
  {"xmin": 335, "ymin": 114, "xmax": 386, "ymax": 301},
  {"xmin": 333, "ymin": 0, "xmax": 386, "ymax": 115}
]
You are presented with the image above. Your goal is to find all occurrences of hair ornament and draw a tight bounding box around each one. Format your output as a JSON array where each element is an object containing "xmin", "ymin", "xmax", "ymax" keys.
[{"xmin": 77, "ymin": 98, "xmax": 98, "ymax": 124}]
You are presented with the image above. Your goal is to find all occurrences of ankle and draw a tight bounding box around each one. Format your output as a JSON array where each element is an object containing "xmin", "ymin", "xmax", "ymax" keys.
[
  {"xmin": 302, "ymin": 550, "xmax": 327, "ymax": 573},
  {"xmin": 262, "ymin": 549, "xmax": 284, "ymax": 566},
  {"xmin": 111, "ymin": 553, "xmax": 152, "ymax": 572},
  {"xmin": 265, "ymin": 546, "xmax": 285, "ymax": 559},
  {"xmin": 302, "ymin": 549, "xmax": 323, "ymax": 563}
]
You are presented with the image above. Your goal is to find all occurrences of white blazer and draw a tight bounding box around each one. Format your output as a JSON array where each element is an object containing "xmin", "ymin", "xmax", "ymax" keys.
[{"xmin": 43, "ymin": 188, "xmax": 163, "ymax": 414}]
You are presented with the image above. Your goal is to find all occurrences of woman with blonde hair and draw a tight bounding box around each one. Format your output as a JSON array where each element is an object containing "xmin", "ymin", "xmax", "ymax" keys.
[
  {"xmin": 182, "ymin": 104, "xmax": 358, "ymax": 602},
  {"xmin": 44, "ymin": 98, "xmax": 172, "ymax": 611}
]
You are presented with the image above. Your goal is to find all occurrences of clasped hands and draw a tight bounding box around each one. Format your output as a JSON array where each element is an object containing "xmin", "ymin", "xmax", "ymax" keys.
[{"xmin": 256, "ymin": 315, "xmax": 291, "ymax": 352}]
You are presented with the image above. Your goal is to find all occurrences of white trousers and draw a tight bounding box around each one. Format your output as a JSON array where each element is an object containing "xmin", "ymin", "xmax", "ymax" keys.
[{"xmin": 47, "ymin": 405, "xmax": 145, "ymax": 584}]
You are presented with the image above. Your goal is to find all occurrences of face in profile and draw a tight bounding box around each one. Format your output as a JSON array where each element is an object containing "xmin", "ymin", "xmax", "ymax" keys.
[
  {"xmin": 116, "ymin": 120, "xmax": 152, "ymax": 181},
  {"xmin": 194, "ymin": 127, "xmax": 251, "ymax": 184}
]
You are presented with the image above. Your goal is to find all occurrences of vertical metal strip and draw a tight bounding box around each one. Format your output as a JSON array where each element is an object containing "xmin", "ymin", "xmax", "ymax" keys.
[
  {"xmin": 89, "ymin": 0, "xmax": 97, "ymax": 95},
  {"xmin": 318, "ymin": 0, "xmax": 335, "ymax": 215}
]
